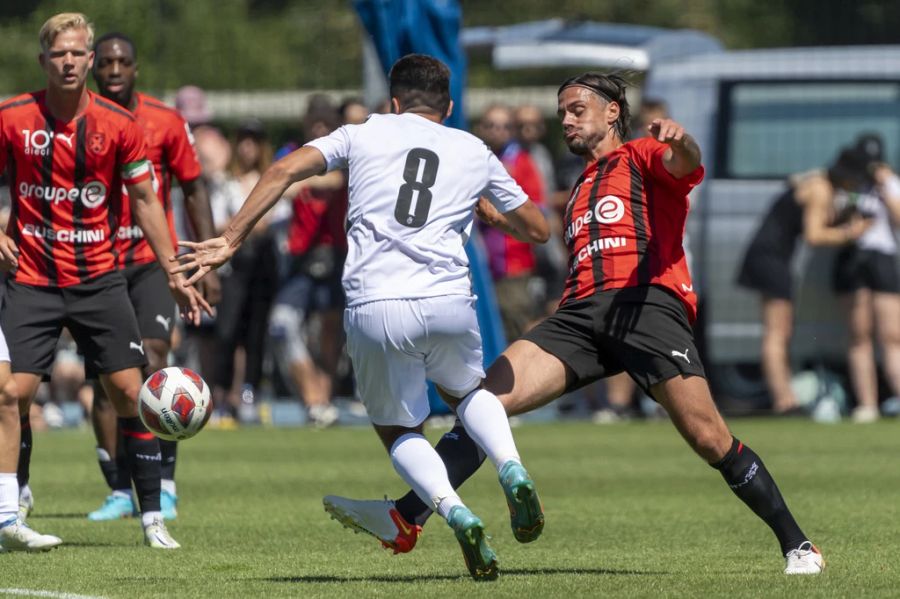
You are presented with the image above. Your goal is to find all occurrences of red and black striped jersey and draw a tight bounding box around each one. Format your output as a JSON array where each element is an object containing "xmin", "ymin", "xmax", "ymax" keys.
[
  {"xmin": 113, "ymin": 92, "xmax": 201, "ymax": 268},
  {"xmin": 559, "ymin": 137, "xmax": 704, "ymax": 322},
  {"xmin": 0, "ymin": 90, "xmax": 151, "ymax": 287}
]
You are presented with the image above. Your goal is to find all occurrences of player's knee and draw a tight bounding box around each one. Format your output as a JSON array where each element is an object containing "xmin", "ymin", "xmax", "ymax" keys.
[
  {"xmin": 0, "ymin": 376, "xmax": 20, "ymax": 411},
  {"xmin": 143, "ymin": 339, "xmax": 170, "ymax": 373},
  {"xmin": 688, "ymin": 425, "xmax": 731, "ymax": 462}
]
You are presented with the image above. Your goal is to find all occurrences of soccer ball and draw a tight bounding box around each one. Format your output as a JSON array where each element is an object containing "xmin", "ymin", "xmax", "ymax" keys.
[{"xmin": 138, "ymin": 367, "xmax": 212, "ymax": 441}]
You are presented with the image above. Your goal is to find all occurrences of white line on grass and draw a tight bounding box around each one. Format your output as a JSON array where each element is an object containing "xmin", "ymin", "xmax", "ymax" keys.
[{"xmin": 0, "ymin": 589, "xmax": 106, "ymax": 599}]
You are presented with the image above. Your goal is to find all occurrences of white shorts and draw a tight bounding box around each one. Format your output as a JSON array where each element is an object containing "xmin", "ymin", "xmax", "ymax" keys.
[{"xmin": 344, "ymin": 295, "xmax": 485, "ymax": 427}]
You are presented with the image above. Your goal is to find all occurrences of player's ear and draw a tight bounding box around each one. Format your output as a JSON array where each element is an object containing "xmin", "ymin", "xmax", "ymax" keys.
[
  {"xmin": 390, "ymin": 97, "xmax": 401, "ymax": 114},
  {"xmin": 607, "ymin": 101, "xmax": 620, "ymax": 127},
  {"xmin": 443, "ymin": 99, "xmax": 454, "ymax": 122},
  {"xmin": 87, "ymin": 50, "xmax": 94, "ymax": 70}
]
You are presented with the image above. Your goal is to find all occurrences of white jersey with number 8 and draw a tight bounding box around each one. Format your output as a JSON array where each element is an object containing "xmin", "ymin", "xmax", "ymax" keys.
[{"xmin": 306, "ymin": 112, "xmax": 528, "ymax": 307}]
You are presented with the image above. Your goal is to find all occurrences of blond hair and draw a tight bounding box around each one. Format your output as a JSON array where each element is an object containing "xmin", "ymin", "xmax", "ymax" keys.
[{"xmin": 39, "ymin": 13, "xmax": 94, "ymax": 53}]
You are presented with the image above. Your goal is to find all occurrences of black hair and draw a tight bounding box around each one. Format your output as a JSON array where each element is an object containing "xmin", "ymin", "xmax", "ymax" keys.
[
  {"xmin": 93, "ymin": 31, "xmax": 137, "ymax": 59},
  {"xmin": 388, "ymin": 54, "xmax": 451, "ymax": 117},
  {"xmin": 558, "ymin": 72, "xmax": 631, "ymax": 140},
  {"xmin": 855, "ymin": 133, "xmax": 884, "ymax": 164},
  {"xmin": 828, "ymin": 147, "xmax": 873, "ymax": 189}
]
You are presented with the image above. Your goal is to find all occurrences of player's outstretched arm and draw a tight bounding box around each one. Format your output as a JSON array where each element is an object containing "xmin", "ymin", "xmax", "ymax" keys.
[
  {"xmin": 649, "ymin": 118, "xmax": 702, "ymax": 178},
  {"xmin": 171, "ymin": 146, "xmax": 328, "ymax": 286},
  {"xmin": 128, "ymin": 178, "xmax": 213, "ymax": 325},
  {"xmin": 476, "ymin": 197, "xmax": 550, "ymax": 244},
  {"xmin": 180, "ymin": 177, "xmax": 222, "ymax": 305},
  {"xmin": 225, "ymin": 146, "xmax": 328, "ymax": 246}
]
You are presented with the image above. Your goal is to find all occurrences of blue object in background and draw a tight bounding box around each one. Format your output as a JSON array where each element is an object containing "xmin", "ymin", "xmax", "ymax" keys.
[{"xmin": 353, "ymin": 0, "xmax": 507, "ymax": 414}]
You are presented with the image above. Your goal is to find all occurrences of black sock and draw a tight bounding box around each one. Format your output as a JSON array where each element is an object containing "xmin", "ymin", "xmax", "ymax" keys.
[
  {"xmin": 119, "ymin": 417, "xmax": 161, "ymax": 514},
  {"xmin": 394, "ymin": 419, "xmax": 486, "ymax": 526},
  {"xmin": 713, "ymin": 437, "xmax": 808, "ymax": 554},
  {"xmin": 17, "ymin": 415, "xmax": 31, "ymax": 487},
  {"xmin": 160, "ymin": 439, "xmax": 177, "ymax": 482},
  {"xmin": 96, "ymin": 447, "xmax": 119, "ymax": 491},
  {"xmin": 113, "ymin": 425, "xmax": 132, "ymax": 491}
]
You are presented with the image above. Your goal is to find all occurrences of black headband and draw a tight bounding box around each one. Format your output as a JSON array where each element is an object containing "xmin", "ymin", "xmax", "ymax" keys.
[{"xmin": 559, "ymin": 82, "xmax": 613, "ymax": 103}]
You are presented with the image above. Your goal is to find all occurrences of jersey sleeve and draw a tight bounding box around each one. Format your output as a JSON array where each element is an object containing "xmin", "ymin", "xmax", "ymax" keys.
[
  {"xmin": 166, "ymin": 116, "xmax": 202, "ymax": 183},
  {"xmin": 305, "ymin": 126, "xmax": 352, "ymax": 171},
  {"xmin": 482, "ymin": 151, "xmax": 529, "ymax": 214},
  {"xmin": 638, "ymin": 137, "xmax": 704, "ymax": 194},
  {"xmin": 119, "ymin": 118, "xmax": 152, "ymax": 185},
  {"xmin": 0, "ymin": 112, "xmax": 6, "ymax": 174}
]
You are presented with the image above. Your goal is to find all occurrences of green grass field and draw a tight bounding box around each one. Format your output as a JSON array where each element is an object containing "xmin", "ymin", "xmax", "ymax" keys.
[{"xmin": 1, "ymin": 419, "xmax": 897, "ymax": 598}]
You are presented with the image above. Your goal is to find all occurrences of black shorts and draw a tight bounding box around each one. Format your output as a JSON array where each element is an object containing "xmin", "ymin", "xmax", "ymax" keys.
[
  {"xmin": 521, "ymin": 285, "xmax": 706, "ymax": 395},
  {"xmin": 833, "ymin": 248, "xmax": 900, "ymax": 294},
  {"xmin": 737, "ymin": 251, "xmax": 792, "ymax": 300},
  {"xmin": 122, "ymin": 261, "xmax": 176, "ymax": 342},
  {"xmin": 1, "ymin": 272, "xmax": 147, "ymax": 376}
]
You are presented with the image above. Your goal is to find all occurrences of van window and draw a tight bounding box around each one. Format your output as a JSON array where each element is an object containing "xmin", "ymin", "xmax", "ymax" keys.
[{"xmin": 720, "ymin": 81, "xmax": 900, "ymax": 179}]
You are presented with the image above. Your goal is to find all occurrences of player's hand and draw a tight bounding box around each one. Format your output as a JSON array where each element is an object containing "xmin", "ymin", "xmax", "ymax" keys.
[
  {"xmin": 0, "ymin": 232, "xmax": 18, "ymax": 272},
  {"xmin": 475, "ymin": 197, "xmax": 504, "ymax": 228},
  {"xmin": 196, "ymin": 269, "xmax": 223, "ymax": 306},
  {"xmin": 648, "ymin": 118, "xmax": 686, "ymax": 146},
  {"xmin": 170, "ymin": 237, "xmax": 236, "ymax": 286},
  {"xmin": 167, "ymin": 272, "xmax": 214, "ymax": 326}
]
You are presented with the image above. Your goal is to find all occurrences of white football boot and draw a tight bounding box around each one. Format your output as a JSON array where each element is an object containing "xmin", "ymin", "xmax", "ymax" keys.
[
  {"xmin": 0, "ymin": 518, "xmax": 62, "ymax": 552},
  {"xmin": 784, "ymin": 541, "xmax": 825, "ymax": 574},
  {"xmin": 143, "ymin": 515, "xmax": 181, "ymax": 549},
  {"xmin": 323, "ymin": 495, "xmax": 420, "ymax": 554}
]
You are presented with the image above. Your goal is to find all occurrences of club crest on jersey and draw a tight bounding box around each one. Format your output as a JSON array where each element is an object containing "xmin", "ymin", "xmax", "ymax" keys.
[{"xmin": 88, "ymin": 132, "xmax": 107, "ymax": 154}]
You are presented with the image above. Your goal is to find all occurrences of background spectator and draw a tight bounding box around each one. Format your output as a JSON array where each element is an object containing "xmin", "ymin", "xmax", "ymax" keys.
[
  {"xmin": 476, "ymin": 104, "xmax": 546, "ymax": 341},
  {"xmin": 212, "ymin": 120, "xmax": 280, "ymax": 423},
  {"xmin": 268, "ymin": 97, "xmax": 347, "ymax": 426}
]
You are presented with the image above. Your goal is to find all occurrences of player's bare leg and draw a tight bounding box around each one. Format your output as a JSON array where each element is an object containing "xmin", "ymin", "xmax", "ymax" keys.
[
  {"xmin": 486, "ymin": 339, "xmax": 573, "ymax": 416},
  {"xmin": 0, "ymin": 367, "xmax": 61, "ymax": 551},
  {"xmin": 651, "ymin": 374, "xmax": 823, "ymax": 574},
  {"xmin": 99, "ymin": 367, "xmax": 178, "ymax": 549}
]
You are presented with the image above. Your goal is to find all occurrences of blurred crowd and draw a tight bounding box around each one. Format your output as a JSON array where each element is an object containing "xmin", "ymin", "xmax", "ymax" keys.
[{"xmin": 3, "ymin": 83, "xmax": 898, "ymax": 430}]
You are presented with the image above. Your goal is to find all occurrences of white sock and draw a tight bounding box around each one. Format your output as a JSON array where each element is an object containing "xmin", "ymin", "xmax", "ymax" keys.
[
  {"xmin": 112, "ymin": 489, "xmax": 132, "ymax": 499},
  {"xmin": 457, "ymin": 388, "xmax": 521, "ymax": 472},
  {"xmin": 161, "ymin": 479, "xmax": 176, "ymax": 496},
  {"xmin": 0, "ymin": 473, "xmax": 17, "ymax": 525},
  {"xmin": 390, "ymin": 433, "xmax": 463, "ymax": 520},
  {"xmin": 96, "ymin": 447, "xmax": 112, "ymax": 462},
  {"xmin": 141, "ymin": 511, "xmax": 163, "ymax": 527},
  {"xmin": 19, "ymin": 483, "xmax": 32, "ymax": 503}
]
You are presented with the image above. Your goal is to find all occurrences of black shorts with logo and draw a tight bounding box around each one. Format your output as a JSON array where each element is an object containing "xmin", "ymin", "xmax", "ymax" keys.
[
  {"xmin": 1, "ymin": 272, "xmax": 147, "ymax": 376},
  {"xmin": 521, "ymin": 285, "xmax": 706, "ymax": 396},
  {"xmin": 122, "ymin": 261, "xmax": 176, "ymax": 342}
]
